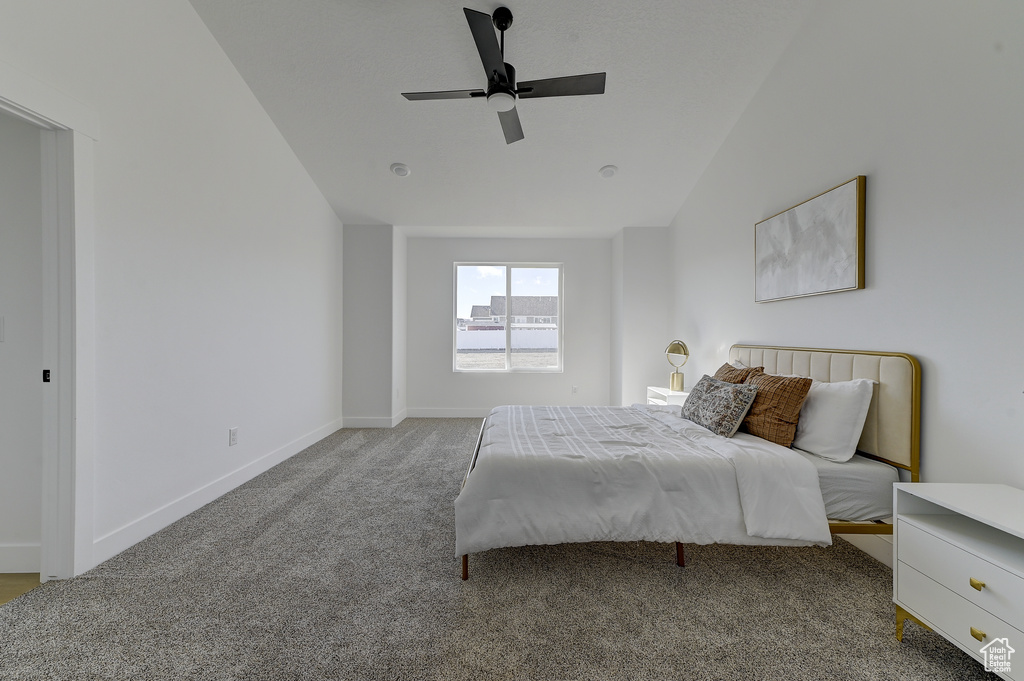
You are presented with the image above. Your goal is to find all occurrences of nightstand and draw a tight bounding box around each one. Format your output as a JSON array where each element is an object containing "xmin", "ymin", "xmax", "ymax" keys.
[
  {"xmin": 894, "ymin": 483, "xmax": 1024, "ymax": 680},
  {"xmin": 646, "ymin": 386, "xmax": 689, "ymax": 406}
]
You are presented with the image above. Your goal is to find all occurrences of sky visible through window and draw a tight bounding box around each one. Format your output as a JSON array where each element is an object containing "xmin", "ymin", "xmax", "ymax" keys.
[{"xmin": 456, "ymin": 265, "xmax": 558, "ymax": 318}]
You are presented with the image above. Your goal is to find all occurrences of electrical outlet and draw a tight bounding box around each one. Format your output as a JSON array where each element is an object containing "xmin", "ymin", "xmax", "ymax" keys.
[
  {"xmin": 228, "ymin": 427, "xmax": 238, "ymax": 446},
  {"xmin": 572, "ymin": 385, "xmax": 578, "ymax": 395}
]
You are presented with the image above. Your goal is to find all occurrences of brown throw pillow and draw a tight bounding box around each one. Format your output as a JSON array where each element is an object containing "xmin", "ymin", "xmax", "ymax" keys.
[
  {"xmin": 741, "ymin": 372, "xmax": 813, "ymax": 447},
  {"xmin": 713, "ymin": 363, "xmax": 764, "ymax": 384}
]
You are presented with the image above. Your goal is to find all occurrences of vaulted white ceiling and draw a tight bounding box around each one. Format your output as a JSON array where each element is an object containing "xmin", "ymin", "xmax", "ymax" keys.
[{"xmin": 188, "ymin": 0, "xmax": 815, "ymax": 237}]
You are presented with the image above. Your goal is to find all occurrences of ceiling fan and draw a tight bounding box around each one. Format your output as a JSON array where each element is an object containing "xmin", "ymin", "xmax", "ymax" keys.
[{"xmin": 401, "ymin": 6, "xmax": 606, "ymax": 144}]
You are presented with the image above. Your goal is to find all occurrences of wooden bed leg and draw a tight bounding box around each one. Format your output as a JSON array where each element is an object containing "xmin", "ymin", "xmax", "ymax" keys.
[
  {"xmin": 676, "ymin": 542, "xmax": 685, "ymax": 567},
  {"xmin": 461, "ymin": 554, "xmax": 469, "ymax": 581}
]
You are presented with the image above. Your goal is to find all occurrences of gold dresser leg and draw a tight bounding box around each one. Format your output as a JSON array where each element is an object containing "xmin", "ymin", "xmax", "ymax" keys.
[{"xmin": 895, "ymin": 605, "xmax": 931, "ymax": 641}]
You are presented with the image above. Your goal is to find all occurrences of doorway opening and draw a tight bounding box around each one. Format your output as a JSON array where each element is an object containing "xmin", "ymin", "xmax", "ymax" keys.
[
  {"xmin": 1, "ymin": 69, "xmax": 97, "ymax": 580},
  {"xmin": 0, "ymin": 109, "xmax": 44, "ymax": 583}
]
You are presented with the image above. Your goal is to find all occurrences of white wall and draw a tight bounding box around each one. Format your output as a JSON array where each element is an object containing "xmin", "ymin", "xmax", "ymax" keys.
[
  {"xmin": 343, "ymin": 225, "xmax": 396, "ymax": 426},
  {"xmin": 392, "ymin": 230, "xmax": 408, "ymax": 423},
  {"xmin": 610, "ymin": 227, "xmax": 673, "ymax": 406},
  {"xmin": 341, "ymin": 224, "xmax": 407, "ymax": 427},
  {"xmin": 0, "ymin": 0, "xmax": 343, "ymax": 571},
  {"xmin": 407, "ymin": 237, "xmax": 612, "ymax": 415},
  {"xmin": 0, "ymin": 111, "xmax": 43, "ymax": 571},
  {"xmin": 610, "ymin": 232, "xmax": 624, "ymax": 406},
  {"xmin": 670, "ymin": 0, "xmax": 1024, "ymax": 490}
]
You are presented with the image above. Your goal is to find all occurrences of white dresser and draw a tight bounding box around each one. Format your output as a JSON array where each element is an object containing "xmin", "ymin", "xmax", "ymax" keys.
[{"xmin": 894, "ymin": 483, "xmax": 1024, "ymax": 680}]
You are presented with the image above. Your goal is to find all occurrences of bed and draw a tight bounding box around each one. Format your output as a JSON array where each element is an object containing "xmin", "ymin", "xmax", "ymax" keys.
[{"xmin": 455, "ymin": 345, "xmax": 921, "ymax": 579}]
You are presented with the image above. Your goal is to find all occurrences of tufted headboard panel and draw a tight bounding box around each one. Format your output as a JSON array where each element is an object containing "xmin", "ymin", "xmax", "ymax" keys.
[{"xmin": 729, "ymin": 345, "xmax": 921, "ymax": 480}]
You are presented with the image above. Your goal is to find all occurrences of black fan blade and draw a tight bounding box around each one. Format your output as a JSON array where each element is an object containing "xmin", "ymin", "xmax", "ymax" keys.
[
  {"xmin": 402, "ymin": 89, "xmax": 485, "ymax": 101},
  {"xmin": 517, "ymin": 72, "xmax": 606, "ymax": 99},
  {"xmin": 498, "ymin": 107, "xmax": 524, "ymax": 144},
  {"xmin": 464, "ymin": 8, "xmax": 508, "ymax": 83}
]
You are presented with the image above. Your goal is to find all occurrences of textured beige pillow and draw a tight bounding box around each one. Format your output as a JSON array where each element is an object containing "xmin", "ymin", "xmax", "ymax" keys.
[
  {"xmin": 713, "ymin": 363, "xmax": 764, "ymax": 384},
  {"xmin": 741, "ymin": 372, "xmax": 813, "ymax": 447}
]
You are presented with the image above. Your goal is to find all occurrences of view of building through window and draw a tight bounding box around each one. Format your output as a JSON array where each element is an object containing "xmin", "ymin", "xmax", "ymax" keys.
[{"xmin": 454, "ymin": 264, "xmax": 561, "ymax": 371}]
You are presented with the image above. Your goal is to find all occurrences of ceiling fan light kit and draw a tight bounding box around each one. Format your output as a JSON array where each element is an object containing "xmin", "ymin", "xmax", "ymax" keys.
[
  {"xmin": 401, "ymin": 6, "xmax": 606, "ymax": 144},
  {"xmin": 487, "ymin": 89, "xmax": 515, "ymax": 112}
]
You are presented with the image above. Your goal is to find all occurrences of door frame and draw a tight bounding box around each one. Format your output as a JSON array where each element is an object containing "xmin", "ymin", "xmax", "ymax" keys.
[{"xmin": 1, "ymin": 62, "xmax": 97, "ymax": 580}]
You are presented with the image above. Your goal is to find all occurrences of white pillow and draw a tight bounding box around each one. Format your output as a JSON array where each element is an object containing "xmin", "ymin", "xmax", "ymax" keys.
[{"xmin": 792, "ymin": 378, "xmax": 875, "ymax": 462}]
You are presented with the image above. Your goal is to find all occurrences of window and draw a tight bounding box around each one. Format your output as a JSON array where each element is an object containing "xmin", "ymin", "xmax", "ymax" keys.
[{"xmin": 454, "ymin": 263, "xmax": 562, "ymax": 372}]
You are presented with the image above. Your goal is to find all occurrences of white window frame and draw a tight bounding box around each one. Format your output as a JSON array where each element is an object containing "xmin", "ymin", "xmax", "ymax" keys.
[{"xmin": 453, "ymin": 262, "xmax": 564, "ymax": 373}]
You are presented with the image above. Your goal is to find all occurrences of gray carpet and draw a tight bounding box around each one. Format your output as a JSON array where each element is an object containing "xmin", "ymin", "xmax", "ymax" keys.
[{"xmin": 0, "ymin": 418, "xmax": 998, "ymax": 680}]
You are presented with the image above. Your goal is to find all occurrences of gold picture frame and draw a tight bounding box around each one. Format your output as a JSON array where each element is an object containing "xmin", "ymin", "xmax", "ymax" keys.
[{"xmin": 754, "ymin": 176, "xmax": 865, "ymax": 302}]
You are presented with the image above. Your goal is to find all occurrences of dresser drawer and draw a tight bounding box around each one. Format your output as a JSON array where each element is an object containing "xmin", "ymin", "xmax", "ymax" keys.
[
  {"xmin": 897, "ymin": 563, "xmax": 1023, "ymax": 680},
  {"xmin": 898, "ymin": 519, "xmax": 1024, "ymax": 627}
]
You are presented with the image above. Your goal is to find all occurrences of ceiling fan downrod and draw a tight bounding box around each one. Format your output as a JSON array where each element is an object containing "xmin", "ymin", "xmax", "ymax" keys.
[
  {"xmin": 493, "ymin": 6, "xmax": 511, "ymax": 83},
  {"xmin": 492, "ymin": 6, "xmax": 514, "ymax": 56},
  {"xmin": 487, "ymin": 7, "xmax": 516, "ymax": 111}
]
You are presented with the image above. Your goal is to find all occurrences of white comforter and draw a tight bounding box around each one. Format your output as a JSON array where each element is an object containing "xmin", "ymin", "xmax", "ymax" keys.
[{"xmin": 454, "ymin": 404, "xmax": 832, "ymax": 557}]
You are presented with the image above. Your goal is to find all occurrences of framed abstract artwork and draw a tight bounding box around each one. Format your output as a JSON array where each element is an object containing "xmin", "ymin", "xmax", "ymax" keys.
[{"xmin": 754, "ymin": 176, "xmax": 865, "ymax": 302}]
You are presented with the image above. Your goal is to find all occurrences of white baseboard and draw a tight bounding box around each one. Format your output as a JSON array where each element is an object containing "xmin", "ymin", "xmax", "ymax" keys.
[
  {"xmin": 91, "ymin": 418, "xmax": 343, "ymax": 568},
  {"xmin": 837, "ymin": 533, "xmax": 893, "ymax": 568},
  {"xmin": 340, "ymin": 411, "xmax": 407, "ymax": 428},
  {"xmin": 406, "ymin": 407, "xmax": 491, "ymax": 418},
  {"xmin": 0, "ymin": 543, "xmax": 40, "ymax": 572},
  {"xmin": 342, "ymin": 415, "xmax": 401, "ymax": 428}
]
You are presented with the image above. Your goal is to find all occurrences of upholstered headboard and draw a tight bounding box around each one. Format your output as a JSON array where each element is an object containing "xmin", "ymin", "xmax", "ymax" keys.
[{"xmin": 729, "ymin": 345, "xmax": 921, "ymax": 481}]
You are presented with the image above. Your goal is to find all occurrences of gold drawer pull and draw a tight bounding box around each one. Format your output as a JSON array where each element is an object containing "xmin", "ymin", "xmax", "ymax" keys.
[
  {"xmin": 971, "ymin": 627, "xmax": 986, "ymax": 642},
  {"xmin": 969, "ymin": 577, "xmax": 986, "ymax": 591}
]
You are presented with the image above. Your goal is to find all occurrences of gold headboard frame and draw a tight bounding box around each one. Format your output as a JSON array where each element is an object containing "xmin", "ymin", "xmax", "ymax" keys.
[{"xmin": 729, "ymin": 345, "xmax": 921, "ymax": 482}]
